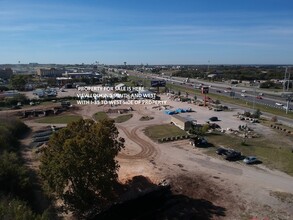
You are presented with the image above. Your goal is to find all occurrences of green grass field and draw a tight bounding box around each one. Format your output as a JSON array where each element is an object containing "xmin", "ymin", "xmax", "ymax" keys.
[
  {"xmin": 144, "ymin": 124, "xmax": 187, "ymax": 140},
  {"xmin": 35, "ymin": 115, "xmax": 82, "ymax": 124},
  {"xmin": 114, "ymin": 114, "xmax": 133, "ymax": 123},
  {"xmin": 205, "ymin": 132, "xmax": 293, "ymax": 176},
  {"xmin": 93, "ymin": 112, "xmax": 133, "ymax": 123},
  {"xmin": 93, "ymin": 111, "xmax": 109, "ymax": 121},
  {"xmin": 139, "ymin": 116, "xmax": 154, "ymax": 121}
]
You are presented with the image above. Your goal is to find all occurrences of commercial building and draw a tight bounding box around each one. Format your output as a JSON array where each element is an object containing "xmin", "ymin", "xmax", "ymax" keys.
[
  {"xmin": 36, "ymin": 68, "xmax": 64, "ymax": 77},
  {"xmin": 171, "ymin": 115, "xmax": 192, "ymax": 131}
]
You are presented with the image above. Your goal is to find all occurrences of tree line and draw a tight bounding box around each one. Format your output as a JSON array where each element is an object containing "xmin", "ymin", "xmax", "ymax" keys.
[
  {"xmin": 0, "ymin": 116, "xmax": 126, "ymax": 218},
  {"xmin": 171, "ymin": 66, "xmax": 288, "ymax": 81},
  {"xmin": 0, "ymin": 117, "xmax": 50, "ymax": 219}
]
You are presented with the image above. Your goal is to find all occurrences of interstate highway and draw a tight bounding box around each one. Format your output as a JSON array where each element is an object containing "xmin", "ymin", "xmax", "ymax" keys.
[{"xmin": 129, "ymin": 71, "xmax": 293, "ymax": 112}]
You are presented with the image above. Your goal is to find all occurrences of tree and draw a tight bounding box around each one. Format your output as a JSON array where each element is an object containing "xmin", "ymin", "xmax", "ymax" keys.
[
  {"xmin": 243, "ymin": 111, "xmax": 251, "ymax": 117},
  {"xmin": 0, "ymin": 85, "xmax": 9, "ymax": 91},
  {"xmin": 4, "ymin": 94, "xmax": 28, "ymax": 106},
  {"xmin": 10, "ymin": 75, "xmax": 31, "ymax": 91},
  {"xmin": 271, "ymin": 116, "xmax": 278, "ymax": 122},
  {"xmin": 189, "ymin": 124, "xmax": 209, "ymax": 137},
  {"xmin": 101, "ymin": 68, "xmax": 106, "ymax": 75},
  {"xmin": 214, "ymin": 100, "xmax": 221, "ymax": 105},
  {"xmin": 39, "ymin": 119, "xmax": 124, "ymax": 216},
  {"xmin": 0, "ymin": 151, "xmax": 30, "ymax": 197},
  {"xmin": 0, "ymin": 196, "xmax": 49, "ymax": 220},
  {"xmin": 259, "ymin": 81, "xmax": 281, "ymax": 89},
  {"xmin": 252, "ymin": 109, "xmax": 261, "ymax": 118}
]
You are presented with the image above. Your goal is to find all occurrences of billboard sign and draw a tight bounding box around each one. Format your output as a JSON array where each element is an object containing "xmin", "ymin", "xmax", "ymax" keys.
[
  {"xmin": 201, "ymin": 86, "xmax": 209, "ymax": 94},
  {"xmin": 151, "ymin": 80, "xmax": 166, "ymax": 87}
]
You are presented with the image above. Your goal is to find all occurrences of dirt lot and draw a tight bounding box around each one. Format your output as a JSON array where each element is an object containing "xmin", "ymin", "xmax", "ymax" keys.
[
  {"xmin": 115, "ymin": 95, "xmax": 293, "ymax": 219},
  {"xmin": 4, "ymin": 93, "xmax": 293, "ymax": 219}
]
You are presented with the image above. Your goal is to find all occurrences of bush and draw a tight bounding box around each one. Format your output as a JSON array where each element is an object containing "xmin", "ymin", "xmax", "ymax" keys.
[
  {"xmin": 0, "ymin": 117, "xmax": 29, "ymax": 152},
  {"xmin": 0, "ymin": 196, "xmax": 49, "ymax": 220},
  {"xmin": 271, "ymin": 116, "xmax": 278, "ymax": 122},
  {"xmin": 0, "ymin": 85, "xmax": 9, "ymax": 91},
  {"xmin": 214, "ymin": 100, "xmax": 221, "ymax": 105},
  {"xmin": 0, "ymin": 151, "xmax": 30, "ymax": 197},
  {"xmin": 201, "ymin": 124, "xmax": 210, "ymax": 134},
  {"xmin": 243, "ymin": 111, "xmax": 251, "ymax": 117},
  {"xmin": 251, "ymin": 109, "xmax": 261, "ymax": 118},
  {"xmin": 4, "ymin": 94, "xmax": 28, "ymax": 106},
  {"xmin": 0, "ymin": 117, "xmax": 50, "ymax": 219},
  {"xmin": 260, "ymin": 81, "xmax": 281, "ymax": 89}
]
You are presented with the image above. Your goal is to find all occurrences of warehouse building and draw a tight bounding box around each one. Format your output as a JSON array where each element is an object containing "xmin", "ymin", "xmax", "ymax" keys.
[{"xmin": 171, "ymin": 115, "xmax": 192, "ymax": 131}]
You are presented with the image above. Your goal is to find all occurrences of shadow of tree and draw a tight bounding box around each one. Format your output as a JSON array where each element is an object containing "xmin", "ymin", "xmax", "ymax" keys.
[{"xmin": 93, "ymin": 175, "xmax": 226, "ymax": 220}]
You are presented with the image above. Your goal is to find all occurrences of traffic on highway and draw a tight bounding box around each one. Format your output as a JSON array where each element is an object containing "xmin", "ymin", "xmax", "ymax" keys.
[{"xmin": 130, "ymin": 71, "xmax": 293, "ymax": 112}]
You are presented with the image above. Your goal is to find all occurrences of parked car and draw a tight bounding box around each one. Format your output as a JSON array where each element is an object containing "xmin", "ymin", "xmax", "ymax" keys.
[
  {"xmin": 190, "ymin": 137, "xmax": 207, "ymax": 147},
  {"xmin": 216, "ymin": 90, "xmax": 222, "ymax": 93},
  {"xmin": 241, "ymin": 93, "xmax": 246, "ymax": 97},
  {"xmin": 256, "ymin": 96, "xmax": 262, "ymax": 99},
  {"xmin": 243, "ymin": 156, "xmax": 259, "ymax": 164},
  {"xmin": 210, "ymin": 123, "xmax": 221, "ymax": 129},
  {"xmin": 225, "ymin": 150, "xmax": 242, "ymax": 161},
  {"xmin": 275, "ymin": 103, "xmax": 283, "ymax": 106},
  {"xmin": 216, "ymin": 147, "xmax": 229, "ymax": 155},
  {"xmin": 209, "ymin": 116, "xmax": 219, "ymax": 122}
]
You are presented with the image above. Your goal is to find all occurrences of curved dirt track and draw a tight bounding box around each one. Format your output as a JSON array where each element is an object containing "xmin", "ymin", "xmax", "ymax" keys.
[{"xmin": 117, "ymin": 125, "xmax": 159, "ymax": 160}]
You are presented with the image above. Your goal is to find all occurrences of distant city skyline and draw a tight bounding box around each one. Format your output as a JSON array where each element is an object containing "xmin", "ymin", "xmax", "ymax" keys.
[{"xmin": 0, "ymin": 0, "xmax": 293, "ymax": 65}]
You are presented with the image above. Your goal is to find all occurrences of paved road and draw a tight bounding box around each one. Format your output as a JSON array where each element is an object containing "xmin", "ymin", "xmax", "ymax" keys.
[
  {"xmin": 153, "ymin": 74, "xmax": 293, "ymax": 111},
  {"xmin": 128, "ymin": 71, "xmax": 293, "ymax": 127}
]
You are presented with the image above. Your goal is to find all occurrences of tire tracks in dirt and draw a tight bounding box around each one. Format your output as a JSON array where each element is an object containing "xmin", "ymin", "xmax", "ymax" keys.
[{"xmin": 117, "ymin": 125, "xmax": 158, "ymax": 160}]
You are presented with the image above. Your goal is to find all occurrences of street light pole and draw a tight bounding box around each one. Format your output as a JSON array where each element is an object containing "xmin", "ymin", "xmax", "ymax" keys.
[
  {"xmin": 286, "ymin": 99, "xmax": 289, "ymax": 114},
  {"xmin": 284, "ymin": 94, "xmax": 293, "ymax": 114},
  {"xmin": 283, "ymin": 67, "xmax": 288, "ymax": 93},
  {"xmin": 253, "ymin": 86, "xmax": 255, "ymax": 110}
]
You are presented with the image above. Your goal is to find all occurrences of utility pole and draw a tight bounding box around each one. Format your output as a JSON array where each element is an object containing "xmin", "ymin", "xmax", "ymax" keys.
[
  {"xmin": 253, "ymin": 86, "xmax": 256, "ymax": 110},
  {"xmin": 283, "ymin": 67, "xmax": 288, "ymax": 92},
  {"xmin": 286, "ymin": 99, "xmax": 289, "ymax": 114},
  {"xmin": 287, "ymin": 68, "xmax": 291, "ymax": 91},
  {"xmin": 207, "ymin": 60, "xmax": 210, "ymax": 72},
  {"xmin": 284, "ymin": 93, "xmax": 293, "ymax": 114}
]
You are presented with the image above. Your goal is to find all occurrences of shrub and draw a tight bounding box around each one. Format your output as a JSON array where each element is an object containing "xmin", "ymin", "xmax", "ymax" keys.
[
  {"xmin": 271, "ymin": 116, "xmax": 278, "ymax": 122},
  {"xmin": 0, "ymin": 196, "xmax": 49, "ymax": 220},
  {"xmin": 251, "ymin": 109, "xmax": 261, "ymax": 118},
  {"xmin": 0, "ymin": 117, "xmax": 29, "ymax": 152},
  {"xmin": 0, "ymin": 151, "xmax": 30, "ymax": 197},
  {"xmin": 243, "ymin": 111, "xmax": 251, "ymax": 117}
]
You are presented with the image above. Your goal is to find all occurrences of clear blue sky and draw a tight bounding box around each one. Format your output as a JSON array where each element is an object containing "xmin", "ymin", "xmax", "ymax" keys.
[{"xmin": 1, "ymin": 0, "xmax": 293, "ymax": 65}]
